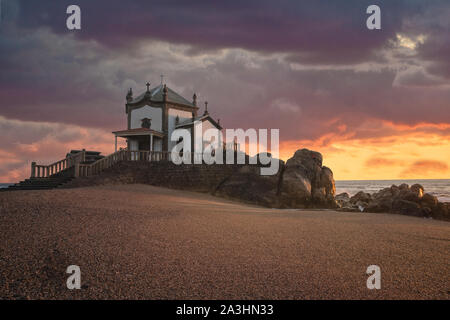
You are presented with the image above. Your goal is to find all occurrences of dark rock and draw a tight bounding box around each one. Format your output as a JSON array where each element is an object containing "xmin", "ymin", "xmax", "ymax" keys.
[
  {"xmin": 215, "ymin": 165, "xmax": 280, "ymax": 207},
  {"xmin": 421, "ymin": 206, "xmax": 433, "ymax": 218},
  {"xmin": 343, "ymin": 183, "xmax": 449, "ymax": 221},
  {"xmin": 431, "ymin": 202, "xmax": 449, "ymax": 221},
  {"xmin": 399, "ymin": 183, "xmax": 409, "ymax": 190},
  {"xmin": 279, "ymin": 166, "xmax": 312, "ymax": 207},
  {"xmin": 336, "ymin": 192, "xmax": 350, "ymax": 201},
  {"xmin": 335, "ymin": 192, "xmax": 353, "ymax": 210},
  {"xmin": 410, "ymin": 184, "xmax": 424, "ymax": 198},
  {"xmin": 350, "ymin": 191, "xmax": 371, "ymax": 205},
  {"xmin": 421, "ymin": 193, "xmax": 438, "ymax": 208},
  {"xmin": 392, "ymin": 199, "xmax": 422, "ymax": 217},
  {"xmin": 390, "ymin": 184, "xmax": 401, "ymax": 196}
]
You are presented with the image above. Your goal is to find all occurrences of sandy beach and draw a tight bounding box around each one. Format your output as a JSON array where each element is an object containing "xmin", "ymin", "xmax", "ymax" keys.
[{"xmin": 0, "ymin": 184, "xmax": 449, "ymax": 300}]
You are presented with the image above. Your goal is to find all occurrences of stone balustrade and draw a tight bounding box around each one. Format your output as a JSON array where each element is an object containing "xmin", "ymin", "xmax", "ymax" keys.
[
  {"xmin": 76, "ymin": 150, "xmax": 172, "ymax": 177},
  {"xmin": 30, "ymin": 150, "xmax": 86, "ymax": 178},
  {"xmin": 30, "ymin": 149, "xmax": 228, "ymax": 179}
]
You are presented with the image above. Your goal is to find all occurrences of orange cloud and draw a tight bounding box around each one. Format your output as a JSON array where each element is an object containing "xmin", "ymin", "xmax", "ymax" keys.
[
  {"xmin": 279, "ymin": 118, "xmax": 450, "ymax": 180},
  {"xmin": 0, "ymin": 117, "xmax": 127, "ymax": 182},
  {"xmin": 365, "ymin": 157, "xmax": 402, "ymax": 168},
  {"xmin": 400, "ymin": 160, "xmax": 449, "ymax": 177}
]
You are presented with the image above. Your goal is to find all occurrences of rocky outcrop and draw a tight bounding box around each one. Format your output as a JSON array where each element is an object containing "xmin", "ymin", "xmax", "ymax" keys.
[
  {"xmin": 338, "ymin": 184, "xmax": 449, "ymax": 221},
  {"xmin": 215, "ymin": 149, "xmax": 336, "ymax": 208},
  {"xmin": 278, "ymin": 149, "xmax": 336, "ymax": 208}
]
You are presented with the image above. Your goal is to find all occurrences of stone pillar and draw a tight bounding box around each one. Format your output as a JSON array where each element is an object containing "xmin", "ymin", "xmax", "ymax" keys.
[
  {"xmin": 115, "ymin": 135, "xmax": 118, "ymax": 153},
  {"xmin": 150, "ymin": 134, "xmax": 154, "ymax": 161},
  {"xmin": 31, "ymin": 162, "xmax": 36, "ymax": 178},
  {"xmin": 74, "ymin": 162, "xmax": 79, "ymax": 178}
]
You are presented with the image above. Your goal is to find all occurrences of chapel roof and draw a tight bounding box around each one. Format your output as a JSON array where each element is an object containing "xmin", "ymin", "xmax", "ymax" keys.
[{"xmin": 129, "ymin": 84, "xmax": 195, "ymax": 107}]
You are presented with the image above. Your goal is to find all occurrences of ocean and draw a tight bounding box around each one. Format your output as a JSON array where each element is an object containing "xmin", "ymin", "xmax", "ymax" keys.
[{"xmin": 336, "ymin": 179, "xmax": 450, "ymax": 202}]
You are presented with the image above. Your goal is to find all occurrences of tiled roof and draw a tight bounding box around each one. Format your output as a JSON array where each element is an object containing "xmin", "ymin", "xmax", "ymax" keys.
[{"xmin": 129, "ymin": 84, "xmax": 195, "ymax": 107}]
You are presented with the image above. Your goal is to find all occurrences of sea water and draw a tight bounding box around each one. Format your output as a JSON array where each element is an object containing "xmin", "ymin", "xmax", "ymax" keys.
[{"xmin": 335, "ymin": 179, "xmax": 450, "ymax": 202}]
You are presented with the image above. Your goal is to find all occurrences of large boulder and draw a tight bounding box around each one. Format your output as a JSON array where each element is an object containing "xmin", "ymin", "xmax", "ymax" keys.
[
  {"xmin": 279, "ymin": 149, "xmax": 336, "ymax": 208},
  {"xmin": 208, "ymin": 148, "xmax": 337, "ymax": 209}
]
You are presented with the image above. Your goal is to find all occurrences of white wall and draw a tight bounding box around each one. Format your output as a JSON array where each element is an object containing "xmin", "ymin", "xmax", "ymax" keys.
[
  {"xmin": 168, "ymin": 109, "xmax": 192, "ymax": 151},
  {"xmin": 130, "ymin": 106, "xmax": 162, "ymax": 131}
]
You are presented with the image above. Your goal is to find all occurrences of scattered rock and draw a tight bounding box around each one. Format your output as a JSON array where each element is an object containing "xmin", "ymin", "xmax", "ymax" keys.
[
  {"xmin": 335, "ymin": 192, "xmax": 350, "ymax": 207},
  {"xmin": 341, "ymin": 184, "xmax": 449, "ymax": 221},
  {"xmin": 335, "ymin": 192, "xmax": 350, "ymax": 201}
]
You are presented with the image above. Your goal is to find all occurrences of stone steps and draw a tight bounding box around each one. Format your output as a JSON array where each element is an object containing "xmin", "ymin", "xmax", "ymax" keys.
[{"xmin": 2, "ymin": 168, "xmax": 75, "ymax": 192}]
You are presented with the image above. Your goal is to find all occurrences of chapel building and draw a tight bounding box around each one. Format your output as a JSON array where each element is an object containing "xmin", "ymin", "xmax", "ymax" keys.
[{"xmin": 112, "ymin": 82, "xmax": 222, "ymax": 153}]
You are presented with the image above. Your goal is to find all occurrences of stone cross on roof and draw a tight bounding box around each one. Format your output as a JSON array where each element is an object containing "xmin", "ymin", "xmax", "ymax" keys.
[{"xmin": 146, "ymin": 82, "xmax": 150, "ymax": 92}]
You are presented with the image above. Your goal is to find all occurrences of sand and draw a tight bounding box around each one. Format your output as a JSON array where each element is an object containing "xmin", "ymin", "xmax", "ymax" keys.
[{"xmin": 0, "ymin": 184, "xmax": 448, "ymax": 300}]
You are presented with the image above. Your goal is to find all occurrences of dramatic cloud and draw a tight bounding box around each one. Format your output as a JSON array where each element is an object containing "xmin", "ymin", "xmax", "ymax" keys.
[{"xmin": 8, "ymin": 0, "xmax": 418, "ymax": 60}]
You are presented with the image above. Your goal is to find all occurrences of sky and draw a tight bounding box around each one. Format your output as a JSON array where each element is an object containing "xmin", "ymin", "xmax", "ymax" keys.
[{"xmin": 0, "ymin": 0, "xmax": 449, "ymax": 181}]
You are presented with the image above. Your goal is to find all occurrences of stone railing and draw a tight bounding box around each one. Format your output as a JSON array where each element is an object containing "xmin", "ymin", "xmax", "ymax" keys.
[
  {"xmin": 30, "ymin": 150, "xmax": 86, "ymax": 178},
  {"xmin": 31, "ymin": 149, "xmax": 223, "ymax": 179},
  {"xmin": 76, "ymin": 150, "xmax": 171, "ymax": 178}
]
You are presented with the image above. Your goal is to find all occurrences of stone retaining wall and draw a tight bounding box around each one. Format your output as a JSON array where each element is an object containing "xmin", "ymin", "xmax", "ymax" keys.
[{"xmin": 63, "ymin": 161, "xmax": 247, "ymax": 193}]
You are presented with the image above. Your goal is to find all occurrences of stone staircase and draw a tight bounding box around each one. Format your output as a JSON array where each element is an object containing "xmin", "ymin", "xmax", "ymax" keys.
[
  {"xmin": 3, "ymin": 167, "xmax": 75, "ymax": 191},
  {"xmin": 2, "ymin": 149, "xmax": 171, "ymax": 192},
  {"xmin": 2, "ymin": 149, "xmax": 102, "ymax": 192}
]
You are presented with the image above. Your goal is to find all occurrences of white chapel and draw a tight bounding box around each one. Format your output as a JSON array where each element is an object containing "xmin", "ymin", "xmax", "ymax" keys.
[{"xmin": 113, "ymin": 82, "xmax": 222, "ymax": 154}]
